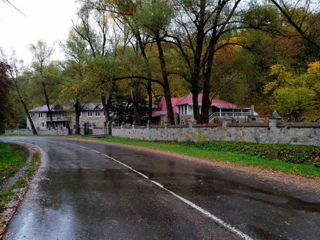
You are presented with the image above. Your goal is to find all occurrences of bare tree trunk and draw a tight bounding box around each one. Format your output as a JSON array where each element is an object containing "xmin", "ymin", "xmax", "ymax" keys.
[
  {"xmin": 136, "ymin": 33, "xmax": 153, "ymax": 122},
  {"xmin": 191, "ymin": 84, "xmax": 200, "ymax": 122},
  {"xmin": 130, "ymin": 87, "xmax": 141, "ymax": 125},
  {"xmin": 155, "ymin": 34, "xmax": 175, "ymax": 125},
  {"xmin": 23, "ymin": 102, "xmax": 37, "ymax": 135},
  {"xmin": 75, "ymin": 100, "xmax": 81, "ymax": 135},
  {"xmin": 147, "ymin": 77, "xmax": 153, "ymax": 122},
  {"xmin": 101, "ymin": 81, "xmax": 116, "ymax": 126},
  {"xmin": 101, "ymin": 94, "xmax": 110, "ymax": 125},
  {"xmin": 190, "ymin": 0, "xmax": 206, "ymax": 123},
  {"xmin": 15, "ymin": 85, "xmax": 37, "ymax": 135},
  {"xmin": 41, "ymin": 82, "xmax": 55, "ymax": 129},
  {"xmin": 201, "ymin": 40, "xmax": 217, "ymax": 124}
]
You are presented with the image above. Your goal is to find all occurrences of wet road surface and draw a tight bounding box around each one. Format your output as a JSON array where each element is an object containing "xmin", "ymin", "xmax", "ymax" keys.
[{"xmin": 1, "ymin": 137, "xmax": 320, "ymax": 240}]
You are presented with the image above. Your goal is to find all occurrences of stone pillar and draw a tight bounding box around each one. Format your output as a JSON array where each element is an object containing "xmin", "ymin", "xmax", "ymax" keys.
[
  {"xmin": 120, "ymin": 122, "xmax": 124, "ymax": 129},
  {"xmin": 147, "ymin": 120, "xmax": 150, "ymax": 130},
  {"xmin": 250, "ymin": 105, "xmax": 255, "ymax": 116},
  {"xmin": 222, "ymin": 115, "xmax": 233, "ymax": 128},
  {"xmin": 269, "ymin": 110, "xmax": 282, "ymax": 129}
]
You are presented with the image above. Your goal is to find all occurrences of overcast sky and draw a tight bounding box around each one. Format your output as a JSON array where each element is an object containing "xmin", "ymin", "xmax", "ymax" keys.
[{"xmin": 0, "ymin": 0, "xmax": 78, "ymax": 64}]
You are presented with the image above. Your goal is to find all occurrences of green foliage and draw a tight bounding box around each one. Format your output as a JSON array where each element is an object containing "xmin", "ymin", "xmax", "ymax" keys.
[
  {"xmin": 11, "ymin": 178, "xmax": 26, "ymax": 189},
  {"xmin": 84, "ymin": 55, "xmax": 119, "ymax": 93},
  {"xmin": 0, "ymin": 190, "xmax": 13, "ymax": 211},
  {"xmin": 0, "ymin": 61, "xmax": 12, "ymax": 132},
  {"xmin": 0, "ymin": 143, "xmax": 27, "ymax": 182},
  {"xmin": 273, "ymin": 87, "xmax": 315, "ymax": 120},
  {"xmin": 194, "ymin": 141, "xmax": 320, "ymax": 165},
  {"xmin": 264, "ymin": 62, "xmax": 320, "ymax": 120},
  {"xmin": 133, "ymin": 0, "xmax": 173, "ymax": 34},
  {"xmin": 243, "ymin": 4, "xmax": 282, "ymax": 30},
  {"xmin": 27, "ymin": 167, "xmax": 36, "ymax": 178}
]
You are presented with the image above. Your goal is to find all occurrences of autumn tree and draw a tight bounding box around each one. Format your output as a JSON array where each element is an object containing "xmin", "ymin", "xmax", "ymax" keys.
[
  {"xmin": 159, "ymin": 0, "xmax": 246, "ymax": 123},
  {"xmin": 73, "ymin": 3, "xmax": 117, "ymax": 125},
  {"xmin": 6, "ymin": 59, "xmax": 38, "ymax": 134},
  {"xmin": 0, "ymin": 61, "xmax": 13, "ymax": 133},
  {"xmin": 61, "ymin": 30, "xmax": 90, "ymax": 134},
  {"xmin": 264, "ymin": 63, "xmax": 319, "ymax": 121},
  {"xmin": 95, "ymin": 0, "xmax": 155, "ymax": 122},
  {"xmin": 29, "ymin": 40, "xmax": 56, "ymax": 128}
]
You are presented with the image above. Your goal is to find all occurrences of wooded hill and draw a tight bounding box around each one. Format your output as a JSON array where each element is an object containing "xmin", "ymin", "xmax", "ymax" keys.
[{"xmin": 1, "ymin": 0, "xmax": 320, "ymax": 133}]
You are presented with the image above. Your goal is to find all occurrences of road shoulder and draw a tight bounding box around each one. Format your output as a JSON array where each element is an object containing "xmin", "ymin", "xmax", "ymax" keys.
[{"xmin": 0, "ymin": 143, "xmax": 41, "ymax": 238}]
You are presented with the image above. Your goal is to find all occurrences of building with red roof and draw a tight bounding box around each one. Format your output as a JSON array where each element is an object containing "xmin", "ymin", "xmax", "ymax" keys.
[{"xmin": 152, "ymin": 93, "xmax": 257, "ymax": 125}]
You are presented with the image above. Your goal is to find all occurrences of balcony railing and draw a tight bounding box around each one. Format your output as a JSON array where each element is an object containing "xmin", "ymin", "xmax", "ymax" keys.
[
  {"xmin": 209, "ymin": 111, "xmax": 251, "ymax": 122},
  {"xmin": 46, "ymin": 116, "xmax": 71, "ymax": 122}
]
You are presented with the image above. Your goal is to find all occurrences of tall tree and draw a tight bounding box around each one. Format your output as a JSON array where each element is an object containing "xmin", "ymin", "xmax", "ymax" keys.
[
  {"xmin": 29, "ymin": 40, "xmax": 55, "ymax": 128},
  {"xmin": 163, "ymin": 0, "xmax": 244, "ymax": 123},
  {"xmin": 100, "ymin": 0, "xmax": 155, "ymax": 122},
  {"xmin": 0, "ymin": 61, "xmax": 13, "ymax": 133},
  {"xmin": 7, "ymin": 59, "xmax": 37, "ymax": 134},
  {"xmin": 73, "ymin": 4, "xmax": 115, "ymax": 125},
  {"xmin": 62, "ymin": 30, "xmax": 90, "ymax": 134},
  {"xmin": 133, "ymin": 0, "xmax": 176, "ymax": 124}
]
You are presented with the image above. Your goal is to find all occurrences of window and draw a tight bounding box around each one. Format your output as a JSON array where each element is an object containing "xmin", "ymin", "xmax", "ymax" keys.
[
  {"xmin": 95, "ymin": 111, "xmax": 100, "ymax": 116},
  {"xmin": 39, "ymin": 113, "xmax": 43, "ymax": 118},
  {"xmin": 41, "ymin": 122, "xmax": 45, "ymax": 127},
  {"xmin": 185, "ymin": 105, "xmax": 187, "ymax": 115},
  {"xmin": 87, "ymin": 111, "xmax": 93, "ymax": 117}
]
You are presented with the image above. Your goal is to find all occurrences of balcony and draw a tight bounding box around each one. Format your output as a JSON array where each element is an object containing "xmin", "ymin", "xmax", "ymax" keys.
[
  {"xmin": 46, "ymin": 116, "xmax": 71, "ymax": 122},
  {"xmin": 209, "ymin": 111, "xmax": 251, "ymax": 123}
]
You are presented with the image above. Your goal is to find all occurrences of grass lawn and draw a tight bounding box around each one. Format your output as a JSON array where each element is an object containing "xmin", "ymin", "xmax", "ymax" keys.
[
  {"xmin": 68, "ymin": 136, "xmax": 320, "ymax": 178},
  {"xmin": 0, "ymin": 143, "xmax": 28, "ymax": 183}
]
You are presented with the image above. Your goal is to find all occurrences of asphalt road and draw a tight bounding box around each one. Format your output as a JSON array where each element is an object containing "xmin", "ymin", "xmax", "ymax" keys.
[{"xmin": 1, "ymin": 137, "xmax": 320, "ymax": 240}]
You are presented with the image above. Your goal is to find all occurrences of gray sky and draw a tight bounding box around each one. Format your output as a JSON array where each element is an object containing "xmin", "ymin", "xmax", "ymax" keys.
[{"xmin": 0, "ymin": 0, "xmax": 78, "ymax": 64}]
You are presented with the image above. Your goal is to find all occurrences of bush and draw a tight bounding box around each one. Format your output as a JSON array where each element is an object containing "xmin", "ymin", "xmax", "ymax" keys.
[{"xmin": 192, "ymin": 141, "xmax": 320, "ymax": 165}]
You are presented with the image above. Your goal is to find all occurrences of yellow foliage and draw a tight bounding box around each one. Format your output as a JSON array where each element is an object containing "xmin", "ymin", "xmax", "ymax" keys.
[
  {"xmin": 264, "ymin": 81, "xmax": 277, "ymax": 94},
  {"xmin": 269, "ymin": 64, "xmax": 292, "ymax": 81},
  {"xmin": 307, "ymin": 61, "xmax": 320, "ymax": 73}
]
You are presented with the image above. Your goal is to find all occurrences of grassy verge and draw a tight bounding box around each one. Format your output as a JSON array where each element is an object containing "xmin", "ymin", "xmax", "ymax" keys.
[
  {"xmin": 0, "ymin": 151, "xmax": 40, "ymax": 212},
  {"xmin": 0, "ymin": 143, "xmax": 28, "ymax": 182},
  {"xmin": 67, "ymin": 136, "xmax": 320, "ymax": 178}
]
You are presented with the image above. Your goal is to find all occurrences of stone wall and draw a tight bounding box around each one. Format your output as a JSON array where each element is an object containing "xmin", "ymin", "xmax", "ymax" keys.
[
  {"xmin": 7, "ymin": 120, "xmax": 320, "ymax": 146},
  {"xmin": 110, "ymin": 121, "xmax": 320, "ymax": 146},
  {"xmin": 5, "ymin": 129, "xmax": 69, "ymax": 136}
]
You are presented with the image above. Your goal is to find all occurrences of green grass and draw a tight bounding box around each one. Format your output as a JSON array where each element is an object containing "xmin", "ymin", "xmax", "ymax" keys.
[
  {"xmin": 0, "ymin": 143, "xmax": 28, "ymax": 182},
  {"xmin": 27, "ymin": 167, "xmax": 36, "ymax": 178},
  {"xmin": 32, "ymin": 153, "xmax": 39, "ymax": 164},
  {"xmin": 67, "ymin": 136, "xmax": 320, "ymax": 178},
  {"xmin": 0, "ymin": 151, "xmax": 40, "ymax": 212},
  {"xmin": 11, "ymin": 178, "xmax": 26, "ymax": 189}
]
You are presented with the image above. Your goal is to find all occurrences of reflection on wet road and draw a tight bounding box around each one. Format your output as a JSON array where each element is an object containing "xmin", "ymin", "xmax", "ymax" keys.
[{"xmin": 1, "ymin": 137, "xmax": 320, "ymax": 240}]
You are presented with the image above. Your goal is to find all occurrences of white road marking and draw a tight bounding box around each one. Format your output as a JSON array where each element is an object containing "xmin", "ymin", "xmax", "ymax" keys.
[
  {"xmin": 95, "ymin": 150, "xmax": 253, "ymax": 240},
  {"xmin": 101, "ymin": 154, "xmax": 149, "ymax": 179},
  {"xmin": 0, "ymin": 139, "xmax": 253, "ymax": 239}
]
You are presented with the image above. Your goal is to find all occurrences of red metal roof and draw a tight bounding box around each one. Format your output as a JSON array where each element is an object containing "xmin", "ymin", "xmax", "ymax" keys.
[
  {"xmin": 176, "ymin": 93, "xmax": 242, "ymax": 109},
  {"xmin": 152, "ymin": 97, "xmax": 179, "ymax": 117},
  {"xmin": 152, "ymin": 93, "xmax": 246, "ymax": 117}
]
